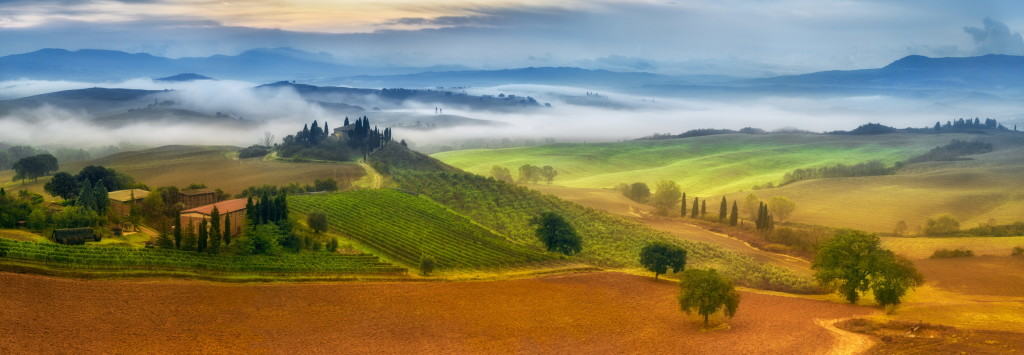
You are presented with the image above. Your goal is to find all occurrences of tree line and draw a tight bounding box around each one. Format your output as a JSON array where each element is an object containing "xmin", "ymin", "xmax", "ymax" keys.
[{"xmin": 490, "ymin": 165, "xmax": 558, "ymax": 184}]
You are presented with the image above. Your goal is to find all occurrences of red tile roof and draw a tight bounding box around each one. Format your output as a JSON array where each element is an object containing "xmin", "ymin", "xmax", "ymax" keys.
[{"xmin": 181, "ymin": 198, "xmax": 247, "ymax": 215}]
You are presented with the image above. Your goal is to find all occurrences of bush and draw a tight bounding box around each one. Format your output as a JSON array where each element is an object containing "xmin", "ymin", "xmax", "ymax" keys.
[
  {"xmin": 1011, "ymin": 247, "xmax": 1023, "ymax": 257},
  {"xmin": 420, "ymin": 255, "xmax": 436, "ymax": 276},
  {"xmin": 238, "ymin": 145, "xmax": 271, "ymax": 159},
  {"xmin": 930, "ymin": 248, "xmax": 974, "ymax": 259},
  {"xmin": 307, "ymin": 212, "xmax": 328, "ymax": 233},
  {"xmin": 923, "ymin": 215, "xmax": 960, "ymax": 235},
  {"xmin": 618, "ymin": 182, "xmax": 651, "ymax": 203}
]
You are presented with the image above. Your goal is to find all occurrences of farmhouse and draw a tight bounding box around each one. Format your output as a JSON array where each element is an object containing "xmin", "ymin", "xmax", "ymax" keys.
[
  {"xmin": 179, "ymin": 199, "xmax": 247, "ymax": 238},
  {"xmin": 179, "ymin": 188, "xmax": 216, "ymax": 209},
  {"xmin": 107, "ymin": 189, "xmax": 149, "ymax": 218}
]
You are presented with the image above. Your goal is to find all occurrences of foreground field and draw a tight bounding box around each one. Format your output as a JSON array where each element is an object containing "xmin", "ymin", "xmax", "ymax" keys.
[
  {"xmin": 1, "ymin": 145, "xmax": 365, "ymax": 195},
  {"xmin": 0, "ymin": 271, "xmax": 871, "ymax": 354}
]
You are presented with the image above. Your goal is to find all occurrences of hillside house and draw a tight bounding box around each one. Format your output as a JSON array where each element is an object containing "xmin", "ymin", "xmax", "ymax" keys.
[
  {"xmin": 179, "ymin": 199, "xmax": 247, "ymax": 238},
  {"xmin": 107, "ymin": 189, "xmax": 149, "ymax": 219},
  {"xmin": 179, "ymin": 188, "xmax": 216, "ymax": 209}
]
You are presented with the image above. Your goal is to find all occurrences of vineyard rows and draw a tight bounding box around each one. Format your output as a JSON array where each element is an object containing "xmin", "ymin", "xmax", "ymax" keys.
[
  {"xmin": 0, "ymin": 239, "xmax": 406, "ymax": 274},
  {"xmin": 289, "ymin": 189, "xmax": 556, "ymax": 269}
]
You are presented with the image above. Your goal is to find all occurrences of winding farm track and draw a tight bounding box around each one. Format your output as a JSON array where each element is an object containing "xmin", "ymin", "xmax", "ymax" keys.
[
  {"xmin": 0, "ymin": 271, "xmax": 871, "ymax": 354},
  {"xmin": 815, "ymin": 318, "xmax": 877, "ymax": 355}
]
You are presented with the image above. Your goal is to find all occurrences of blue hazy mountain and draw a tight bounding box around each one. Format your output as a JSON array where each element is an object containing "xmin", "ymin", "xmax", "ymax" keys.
[
  {"xmin": 155, "ymin": 73, "xmax": 213, "ymax": 82},
  {"xmin": 335, "ymin": 67, "xmax": 687, "ymax": 89},
  {"xmin": 755, "ymin": 54, "xmax": 1024, "ymax": 89},
  {"xmin": 257, "ymin": 81, "xmax": 547, "ymax": 112},
  {"xmin": 0, "ymin": 48, "xmax": 351, "ymax": 81}
]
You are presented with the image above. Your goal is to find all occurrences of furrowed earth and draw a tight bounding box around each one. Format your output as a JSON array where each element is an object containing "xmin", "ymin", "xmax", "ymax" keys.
[{"xmin": 0, "ymin": 272, "xmax": 871, "ymax": 354}]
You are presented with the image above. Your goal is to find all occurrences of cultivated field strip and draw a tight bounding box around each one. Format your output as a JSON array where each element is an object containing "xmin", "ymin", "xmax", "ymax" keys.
[
  {"xmin": 289, "ymin": 190, "xmax": 556, "ymax": 269},
  {"xmin": 0, "ymin": 239, "xmax": 406, "ymax": 274}
]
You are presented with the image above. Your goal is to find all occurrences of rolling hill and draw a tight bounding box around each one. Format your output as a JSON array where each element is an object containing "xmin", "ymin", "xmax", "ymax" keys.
[{"xmin": 434, "ymin": 132, "xmax": 1024, "ymax": 233}]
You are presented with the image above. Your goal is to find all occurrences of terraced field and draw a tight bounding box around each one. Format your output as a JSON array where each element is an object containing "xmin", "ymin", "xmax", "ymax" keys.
[
  {"xmin": 289, "ymin": 190, "xmax": 557, "ymax": 270},
  {"xmin": 0, "ymin": 239, "xmax": 405, "ymax": 276}
]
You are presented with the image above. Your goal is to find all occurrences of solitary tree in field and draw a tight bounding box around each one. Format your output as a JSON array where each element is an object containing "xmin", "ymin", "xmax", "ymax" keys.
[
  {"xmin": 893, "ymin": 220, "xmax": 908, "ymax": 236},
  {"xmin": 651, "ymin": 180, "xmax": 682, "ymax": 216},
  {"xmin": 769, "ymin": 196, "xmax": 796, "ymax": 222},
  {"xmin": 679, "ymin": 269, "xmax": 740, "ymax": 327},
  {"xmin": 532, "ymin": 212, "xmax": 582, "ymax": 255},
  {"xmin": 813, "ymin": 229, "xmax": 923, "ymax": 306},
  {"xmin": 640, "ymin": 242, "xmax": 687, "ymax": 280},
  {"xmin": 729, "ymin": 202, "xmax": 739, "ymax": 226},
  {"xmin": 719, "ymin": 197, "xmax": 728, "ymax": 222},
  {"xmin": 308, "ymin": 211, "xmax": 328, "ymax": 233},
  {"xmin": 420, "ymin": 255, "xmax": 436, "ymax": 276}
]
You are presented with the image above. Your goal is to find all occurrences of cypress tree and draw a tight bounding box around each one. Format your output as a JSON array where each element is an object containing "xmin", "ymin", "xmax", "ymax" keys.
[
  {"xmin": 77, "ymin": 179, "xmax": 96, "ymax": 211},
  {"xmin": 278, "ymin": 193, "xmax": 289, "ymax": 221},
  {"xmin": 223, "ymin": 212, "xmax": 232, "ymax": 246},
  {"xmin": 719, "ymin": 197, "xmax": 728, "ymax": 221},
  {"xmin": 681, "ymin": 192, "xmax": 687, "ymax": 217},
  {"xmin": 245, "ymin": 196, "xmax": 255, "ymax": 224},
  {"xmin": 756, "ymin": 203, "xmax": 763, "ymax": 229},
  {"xmin": 94, "ymin": 179, "xmax": 108, "ymax": 214},
  {"xmin": 691, "ymin": 197, "xmax": 699, "ymax": 218},
  {"xmin": 730, "ymin": 202, "xmax": 739, "ymax": 226},
  {"xmin": 209, "ymin": 207, "xmax": 221, "ymax": 253},
  {"xmin": 173, "ymin": 216, "xmax": 182, "ymax": 249},
  {"xmin": 197, "ymin": 219, "xmax": 208, "ymax": 252},
  {"xmin": 701, "ymin": 200, "xmax": 707, "ymax": 217}
]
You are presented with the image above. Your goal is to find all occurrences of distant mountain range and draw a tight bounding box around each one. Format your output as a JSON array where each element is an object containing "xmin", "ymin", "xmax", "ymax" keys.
[{"xmin": 1, "ymin": 48, "xmax": 1024, "ymax": 99}]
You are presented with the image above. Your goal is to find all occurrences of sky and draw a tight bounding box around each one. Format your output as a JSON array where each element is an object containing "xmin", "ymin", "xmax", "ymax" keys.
[{"xmin": 1, "ymin": 0, "xmax": 1024, "ymax": 75}]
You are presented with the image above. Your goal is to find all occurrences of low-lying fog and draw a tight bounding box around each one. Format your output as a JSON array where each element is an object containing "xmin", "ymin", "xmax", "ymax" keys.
[{"xmin": 1, "ymin": 78, "xmax": 1021, "ymax": 152}]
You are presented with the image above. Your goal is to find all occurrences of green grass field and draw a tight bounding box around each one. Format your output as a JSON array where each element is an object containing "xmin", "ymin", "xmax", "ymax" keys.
[
  {"xmin": 881, "ymin": 236, "xmax": 1024, "ymax": 259},
  {"xmin": 289, "ymin": 189, "xmax": 557, "ymax": 270},
  {"xmin": 1, "ymin": 145, "xmax": 365, "ymax": 196},
  {"xmin": 434, "ymin": 133, "xmax": 959, "ymax": 195}
]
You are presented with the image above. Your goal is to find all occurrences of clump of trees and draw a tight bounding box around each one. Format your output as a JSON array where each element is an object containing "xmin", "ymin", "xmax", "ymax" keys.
[
  {"xmin": 781, "ymin": 160, "xmax": 895, "ymax": 186},
  {"xmin": 516, "ymin": 164, "xmax": 557, "ymax": 184},
  {"xmin": 490, "ymin": 166, "xmax": 514, "ymax": 184},
  {"xmin": 11, "ymin": 154, "xmax": 59, "ymax": 182},
  {"xmin": 905, "ymin": 139, "xmax": 993, "ymax": 164},
  {"xmin": 651, "ymin": 180, "xmax": 681, "ymax": 216},
  {"xmin": 639, "ymin": 242, "xmax": 687, "ymax": 280},
  {"xmin": 277, "ymin": 117, "xmax": 393, "ymax": 161},
  {"xmin": 678, "ymin": 269, "xmax": 740, "ymax": 327},
  {"xmin": 812, "ymin": 230, "xmax": 923, "ymax": 309},
  {"xmin": 238, "ymin": 145, "xmax": 271, "ymax": 159},
  {"xmin": 923, "ymin": 215, "xmax": 960, "ymax": 235},
  {"xmin": 617, "ymin": 182, "xmax": 651, "ymax": 203},
  {"xmin": 531, "ymin": 212, "xmax": 582, "ymax": 256},
  {"xmin": 930, "ymin": 248, "xmax": 973, "ymax": 258}
]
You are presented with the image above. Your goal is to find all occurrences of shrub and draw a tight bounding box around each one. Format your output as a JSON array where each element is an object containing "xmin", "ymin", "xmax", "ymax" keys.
[
  {"xmin": 307, "ymin": 212, "xmax": 328, "ymax": 233},
  {"xmin": 923, "ymin": 215, "xmax": 960, "ymax": 235},
  {"xmin": 238, "ymin": 145, "xmax": 271, "ymax": 159},
  {"xmin": 1011, "ymin": 247, "xmax": 1023, "ymax": 257},
  {"xmin": 930, "ymin": 248, "xmax": 974, "ymax": 259},
  {"xmin": 420, "ymin": 255, "xmax": 436, "ymax": 276}
]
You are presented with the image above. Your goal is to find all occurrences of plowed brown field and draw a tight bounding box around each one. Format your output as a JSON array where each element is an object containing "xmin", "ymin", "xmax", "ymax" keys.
[{"xmin": 0, "ymin": 272, "xmax": 871, "ymax": 354}]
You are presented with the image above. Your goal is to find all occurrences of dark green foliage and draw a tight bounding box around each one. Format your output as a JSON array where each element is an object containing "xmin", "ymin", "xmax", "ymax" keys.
[
  {"xmin": 173, "ymin": 216, "xmax": 182, "ymax": 249},
  {"xmin": 701, "ymin": 200, "xmax": 706, "ymax": 217},
  {"xmin": 307, "ymin": 211, "xmax": 328, "ymax": 233},
  {"xmin": 964, "ymin": 222, "xmax": 1024, "ymax": 237},
  {"xmin": 923, "ymin": 215, "xmax": 960, "ymax": 235},
  {"xmin": 729, "ymin": 202, "xmax": 738, "ymax": 226},
  {"xmin": 755, "ymin": 202, "xmax": 774, "ymax": 232},
  {"xmin": 197, "ymin": 219, "xmax": 208, "ymax": 252},
  {"xmin": 76, "ymin": 165, "xmax": 133, "ymax": 191},
  {"xmin": 540, "ymin": 165, "xmax": 558, "ymax": 184},
  {"xmin": 52, "ymin": 228, "xmax": 98, "ymax": 245},
  {"xmin": 781, "ymin": 160, "xmax": 894, "ymax": 186},
  {"xmin": 52, "ymin": 206, "xmax": 101, "ymax": 229},
  {"xmin": 812, "ymin": 230, "xmax": 922, "ymax": 306},
  {"xmin": 208, "ymin": 207, "xmax": 221, "ymax": 253},
  {"xmin": 236, "ymin": 223, "xmax": 284, "ymax": 256},
  {"xmin": 238, "ymin": 145, "xmax": 271, "ymax": 159},
  {"xmin": 691, "ymin": 197, "xmax": 699, "ymax": 218},
  {"xmin": 640, "ymin": 242, "xmax": 687, "ymax": 279},
  {"xmin": 930, "ymin": 248, "xmax": 974, "ymax": 258},
  {"xmin": 906, "ymin": 139, "xmax": 994, "ymax": 163},
  {"xmin": 93, "ymin": 180, "xmax": 109, "ymax": 214},
  {"xmin": 719, "ymin": 197, "xmax": 727, "ymax": 221},
  {"xmin": 277, "ymin": 117, "xmax": 392, "ymax": 161},
  {"xmin": 156, "ymin": 230, "xmax": 175, "ymax": 249},
  {"xmin": 618, "ymin": 182, "xmax": 651, "ymax": 203},
  {"xmin": 490, "ymin": 166, "xmax": 514, "ymax": 184},
  {"xmin": 76, "ymin": 180, "xmax": 96, "ymax": 211},
  {"xmin": 518, "ymin": 164, "xmax": 543, "ymax": 184},
  {"xmin": 420, "ymin": 255, "xmax": 436, "ymax": 276},
  {"xmin": 326, "ymin": 238, "xmax": 338, "ymax": 252},
  {"xmin": 0, "ymin": 190, "xmax": 32, "ymax": 228},
  {"xmin": 678, "ymin": 269, "xmax": 740, "ymax": 327},
  {"xmin": 532, "ymin": 212, "xmax": 583, "ymax": 256},
  {"xmin": 222, "ymin": 212, "xmax": 232, "ymax": 246},
  {"xmin": 44, "ymin": 172, "xmax": 80, "ymax": 200},
  {"xmin": 12, "ymin": 154, "xmax": 58, "ymax": 182},
  {"xmin": 681, "ymin": 192, "xmax": 687, "ymax": 217}
]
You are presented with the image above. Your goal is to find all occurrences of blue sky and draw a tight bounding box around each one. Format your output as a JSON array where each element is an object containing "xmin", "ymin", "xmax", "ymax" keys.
[{"xmin": 1, "ymin": 0, "xmax": 1023, "ymax": 75}]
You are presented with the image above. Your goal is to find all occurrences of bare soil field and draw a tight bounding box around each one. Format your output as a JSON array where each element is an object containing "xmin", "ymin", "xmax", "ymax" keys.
[
  {"xmin": 913, "ymin": 256, "xmax": 1024, "ymax": 297},
  {"xmin": 0, "ymin": 272, "xmax": 871, "ymax": 354},
  {"xmin": 838, "ymin": 318, "xmax": 1024, "ymax": 354}
]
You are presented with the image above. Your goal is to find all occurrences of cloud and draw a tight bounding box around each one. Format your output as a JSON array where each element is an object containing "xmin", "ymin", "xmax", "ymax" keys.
[{"xmin": 963, "ymin": 17, "xmax": 1024, "ymax": 55}]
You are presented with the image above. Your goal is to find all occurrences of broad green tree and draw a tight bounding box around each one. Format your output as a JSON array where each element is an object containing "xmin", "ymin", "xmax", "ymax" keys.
[
  {"xmin": 651, "ymin": 180, "xmax": 682, "ymax": 216},
  {"xmin": 679, "ymin": 269, "xmax": 740, "ymax": 327},
  {"xmin": 490, "ymin": 166, "xmax": 514, "ymax": 184},
  {"xmin": 769, "ymin": 196, "xmax": 796, "ymax": 222},
  {"xmin": 640, "ymin": 242, "xmax": 687, "ymax": 280},
  {"xmin": 44, "ymin": 172, "xmax": 80, "ymax": 200},
  {"xmin": 307, "ymin": 211, "xmax": 328, "ymax": 233},
  {"xmin": 812, "ymin": 229, "xmax": 923, "ymax": 306},
  {"xmin": 531, "ymin": 212, "xmax": 582, "ymax": 255}
]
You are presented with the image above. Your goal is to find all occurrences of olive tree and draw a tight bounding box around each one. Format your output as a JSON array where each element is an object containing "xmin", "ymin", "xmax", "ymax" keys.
[
  {"xmin": 813, "ymin": 229, "xmax": 923, "ymax": 307},
  {"xmin": 678, "ymin": 269, "xmax": 740, "ymax": 327},
  {"xmin": 639, "ymin": 242, "xmax": 687, "ymax": 280}
]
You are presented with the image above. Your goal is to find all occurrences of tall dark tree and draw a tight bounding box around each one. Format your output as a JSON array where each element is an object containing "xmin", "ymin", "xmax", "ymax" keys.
[
  {"xmin": 680, "ymin": 192, "xmax": 687, "ymax": 217},
  {"xmin": 197, "ymin": 219, "xmax": 208, "ymax": 252},
  {"xmin": 691, "ymin": 197, "xmax": 699, "ymax": 218},
  {"xmin": 77, "ymin": 179, "xmax": 96, "ymax": 211},
  {"xmin": 173, "ymin": 215, "xmax": 182, "ymax": 249},
  {"xmin": 222, "ymin": 212, "xmax": 232, "ymax": 246},
  {"xmin": 701, "ymin": 200, "xmax": 707, "ymax": 217},
  {"xmin": 93, "ymin": 179, "xmax": 109, "ymax": 214},
  {"xmin": 208, "ymin": 207, "xmax": 221, "ymax": 253},
  {"xmin": 719, "ymin": 197, "xmax": 728, "ymax": 221},
  {"xmin": 729, "ymin": 202, "xmax": 739, "ymax": 226}
]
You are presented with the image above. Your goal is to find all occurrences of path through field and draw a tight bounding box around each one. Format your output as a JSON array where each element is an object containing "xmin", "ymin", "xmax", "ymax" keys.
[
  {"xmin": 0, "ymin": 272, "xmax": 871, "ymax": 354},
  {"xmin": 815, "ymin": 318, "xmax": 877, "ymax": 355}
]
